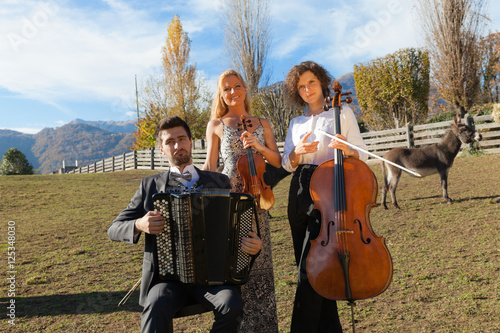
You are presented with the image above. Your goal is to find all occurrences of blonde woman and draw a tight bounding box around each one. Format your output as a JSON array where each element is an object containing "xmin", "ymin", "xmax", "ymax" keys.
[{"xmin": 203, "ymin": 69, "xmax": 280, "ymax": 332}]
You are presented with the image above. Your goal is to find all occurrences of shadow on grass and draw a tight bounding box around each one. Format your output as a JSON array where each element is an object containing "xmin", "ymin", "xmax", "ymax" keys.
[
  {"xmin": 409, "ymin": 194, "xmax": 499, "ymax": 203},
  {"xmin": 452, "ymin": 195, "xmax": 500, "ymax": 203},
  {"xmin": 0, "ymin": 291, "xmax": 142, "ymax": 317}
]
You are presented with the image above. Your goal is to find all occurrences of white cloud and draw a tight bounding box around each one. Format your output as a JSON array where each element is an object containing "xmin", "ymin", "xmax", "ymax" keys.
[
  {"xmin": 0, "ymin": 0, "xmax": 227, "ymax": 119},
  {"xmin": 6, "ymin": 127, "xmax": 42, "ymax": 134},
  {"xmin": 269, "ymin": 0, "xmax": 417, "ymax": 75},
  {"xmin": 2, "ymin": 0, "xmax": 499, "ymax": 133},
  {"xmin": 0, "ymin": 0, "xmax": 164, "ymax": 108}
]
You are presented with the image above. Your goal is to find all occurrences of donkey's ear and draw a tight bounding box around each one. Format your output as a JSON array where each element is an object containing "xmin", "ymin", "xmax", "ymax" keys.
[{"xmin": 454, "ymin": 114, "xmax": 462, "ymax": 124}]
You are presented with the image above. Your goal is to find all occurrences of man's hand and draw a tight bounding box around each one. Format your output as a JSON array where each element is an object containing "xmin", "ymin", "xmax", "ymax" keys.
[
  {"xmin": 134, "ymin": 211, "xmax": 165, "ymax": 235},
  {"xmin": 241, "ymin": 231, "xmax": 262, "ymax": 255}
]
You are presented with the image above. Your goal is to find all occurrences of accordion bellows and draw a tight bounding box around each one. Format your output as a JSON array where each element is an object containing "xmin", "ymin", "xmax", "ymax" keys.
[{"xmin": 153, "ymin": 191, "xmax": 256, "ymax": 285}]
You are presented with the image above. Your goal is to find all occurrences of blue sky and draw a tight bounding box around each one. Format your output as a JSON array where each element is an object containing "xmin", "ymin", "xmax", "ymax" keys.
[{"xmin": 2, "ymin": 0, "xmax": 500, "ymax": 134}]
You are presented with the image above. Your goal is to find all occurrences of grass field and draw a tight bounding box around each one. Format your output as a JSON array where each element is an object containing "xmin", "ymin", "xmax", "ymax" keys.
[{"xmin": 1, "ymin": 154, "xmax": 499, "ymax": 332}]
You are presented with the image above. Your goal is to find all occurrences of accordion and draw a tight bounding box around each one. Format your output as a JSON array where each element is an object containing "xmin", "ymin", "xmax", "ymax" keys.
[{"xmin": 152, "ymin": 191, "xmax": 257, "ymax": 285}]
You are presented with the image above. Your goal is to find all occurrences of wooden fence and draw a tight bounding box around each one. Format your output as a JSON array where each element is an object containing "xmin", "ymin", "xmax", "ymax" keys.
[
  {"xmin": 66, "ymin": 114, "xmax": 499, "ymax": 174},
  {"xmin": 361, "ymin": 114, "xmax": 500, "ymax": 160}
]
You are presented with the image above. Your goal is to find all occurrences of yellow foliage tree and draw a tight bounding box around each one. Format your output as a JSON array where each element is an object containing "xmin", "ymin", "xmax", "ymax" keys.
[
  {"xmin": 354, "ymin": 48, "xmax": 430, "ymax": 130},
  {"xmin": 161, "ymin": 15, "xmax": 209, "ymax": 139},
  {"xmin": 132, "ymin": 16, "xmax": 209, "ymax": 149},
  {"xmin": 130, "ymin": 104, "xmax": 164, "ymax": 150}
]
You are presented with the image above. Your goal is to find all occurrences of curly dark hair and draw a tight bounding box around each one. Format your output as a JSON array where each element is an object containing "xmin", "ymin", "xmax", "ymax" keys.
[{"xmin": 284, "ymin": 61, "xmax": 332, "ymax": 108}]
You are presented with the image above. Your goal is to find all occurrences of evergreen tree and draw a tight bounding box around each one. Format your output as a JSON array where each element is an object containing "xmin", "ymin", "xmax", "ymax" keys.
[{"xmin": 0, "ymin": 148, "xmax": 34, "ymax": 175}]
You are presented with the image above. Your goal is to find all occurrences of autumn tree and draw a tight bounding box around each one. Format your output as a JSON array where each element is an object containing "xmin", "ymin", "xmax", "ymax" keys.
[
  {"xmin": 162, "ymin": 15, "xmax": 209, "ymax": 137},
  {"xmin": 0, "ymin": 147, "xmax": 34, "ymax": 175},
  {"xmin": 130, "ymin": 103, "xmax": 164, "ymax": 150},
  {"xmin": 478, "ymin": 32, "xmax": 500, "ymax": 103},
  {"xmin": 133, "ymin": 16, "xmax": 210, "ymax": 149},
  {"xmin": 220, "ymin": 0, "xmax": 272, "ymax": 96},
  {"xmin": 252, "ymin": 82, "xmax": 302, "ymax": 142},
  {"xmin": 354, "ymin": 48, "xmax": 430, "ymax": 130},
  {"xmin": 414, "ymin": 0, "xmax": 487, "ymax": 117}
]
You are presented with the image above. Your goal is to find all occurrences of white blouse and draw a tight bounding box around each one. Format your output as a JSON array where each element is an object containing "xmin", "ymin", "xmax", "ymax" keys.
[{"xmin": 282, "ymin": 106, "xmax": 368, "ymax": 172}]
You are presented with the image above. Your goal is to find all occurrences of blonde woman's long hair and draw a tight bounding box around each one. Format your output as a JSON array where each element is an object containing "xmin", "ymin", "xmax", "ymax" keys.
[{"xmin": 210, "ymin": 69, "xmax": 251, "ymax": 119}]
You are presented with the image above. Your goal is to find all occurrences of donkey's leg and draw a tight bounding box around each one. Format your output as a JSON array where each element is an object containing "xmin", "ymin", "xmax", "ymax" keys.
[
  {"xmin": 388, "ymin": 166, "xmax": 402, "ymax": 209},
  {"xmin": 381, "ymin": 162, "xmax": 389, "ymax": 209},
  {"xmin": 439, "ymin": 169, "xmax": 452, "ymax": 203}
]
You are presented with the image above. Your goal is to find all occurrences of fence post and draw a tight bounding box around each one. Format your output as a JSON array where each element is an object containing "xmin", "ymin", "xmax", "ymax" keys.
[
  {"xmin": 112, "ymin": 156, "xmax": 115, "ymax": 172},
  {"xmin": 94, "ymin": 162, "xmax": 97, "ymax": 173},
  {"xmin": 133, "ymin": 150, "xmax": 138, "ymax": 169},
  {"xmin": 122, "ymin": 153, "xmax": 126, "ymax": 171},
  {"xmin": 151, "ymin": 147, "xmax": 155, "ymax": 170},
  {"xmin": 406, "ymin": 123, "xmax": 414, "ymax": 148},
  {"xmin": 102, "ymin": 159, "xmax": 105, "ymax": 172}
]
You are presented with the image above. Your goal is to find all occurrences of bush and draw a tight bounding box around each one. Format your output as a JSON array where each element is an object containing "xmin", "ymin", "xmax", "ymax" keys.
[
  {"xmin": 426, "ymin": 109, "xmax": 455, "ymax": 123},
  {"xmin": 460, "ymin": 143, "xmax": 485, "ymax": 157}
]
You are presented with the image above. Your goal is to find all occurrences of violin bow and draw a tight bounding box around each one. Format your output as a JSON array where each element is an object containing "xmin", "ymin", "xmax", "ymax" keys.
[{"xmin": 318, "ymin": 129, "xmax": 422, "ymax": 178}]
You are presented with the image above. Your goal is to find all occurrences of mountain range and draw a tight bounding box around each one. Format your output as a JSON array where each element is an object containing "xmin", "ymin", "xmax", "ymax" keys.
[{"xmin": 1, "ymin": 119, "xmax": 136, "ymax": 174}]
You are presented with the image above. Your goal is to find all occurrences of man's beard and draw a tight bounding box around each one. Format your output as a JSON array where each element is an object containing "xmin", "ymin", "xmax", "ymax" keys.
[{"xmin": 171, "ymin": 149, "xmax": 191, "ymax": 166}]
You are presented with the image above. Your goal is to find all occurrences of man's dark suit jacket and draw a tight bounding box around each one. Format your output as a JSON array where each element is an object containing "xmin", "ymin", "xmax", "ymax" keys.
[{"xmin": 108, "ymin": 167, "xmax": 231, "ymax": 307}]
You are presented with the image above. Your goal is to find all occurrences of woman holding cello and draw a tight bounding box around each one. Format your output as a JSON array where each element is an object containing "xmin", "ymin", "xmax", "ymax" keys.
[
  {"xmin": 282, "ymin": 61, "xmax": 369, "ymax": 332},
  {"xmin": 203, "ymin": 69, "xmax": 281, "ymax": 332}
]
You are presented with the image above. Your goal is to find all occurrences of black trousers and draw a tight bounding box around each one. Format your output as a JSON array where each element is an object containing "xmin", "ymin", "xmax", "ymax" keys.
[
  {"xmin": 288, "ymin": 165, "xmax": 342, "ymax": 333},
  {"xmin": 140, "ymin": 280, "xmax": 243, "ymax": 333}
]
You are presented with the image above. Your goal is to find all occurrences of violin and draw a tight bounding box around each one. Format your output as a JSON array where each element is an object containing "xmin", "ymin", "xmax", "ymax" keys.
[
  {"xmin": 236, "ymin": 116, "xmax": 275, "ymax": 211},
  {"xmin": 306, "ymin": 82, "xmax": 393, "ymax": 330}
]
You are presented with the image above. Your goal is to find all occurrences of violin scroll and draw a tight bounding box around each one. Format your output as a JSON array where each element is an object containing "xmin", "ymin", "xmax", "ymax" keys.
[{"xmin": 237, "ymin": 116, "xmax": 253, "ymax": 132}]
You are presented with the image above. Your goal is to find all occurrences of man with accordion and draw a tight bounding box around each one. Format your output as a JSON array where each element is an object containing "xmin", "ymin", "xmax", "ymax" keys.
[{"xmin": 108, "ymin": 116, "xmax": 262, "ymax": 333}]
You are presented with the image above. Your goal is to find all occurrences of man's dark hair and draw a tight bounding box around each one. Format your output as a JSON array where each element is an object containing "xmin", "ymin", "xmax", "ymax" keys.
[
  {"xmin": 284, "ymin": 61, "xmax": 332, "ymax": 108},
  {"xmin": 155, "ymin": 116, "xmax": 192, "ymax": 145}
]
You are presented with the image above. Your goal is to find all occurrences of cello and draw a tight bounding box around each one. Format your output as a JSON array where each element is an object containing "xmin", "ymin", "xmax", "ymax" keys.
[
  {"xmin": 306, "ymin": 82, "xmax": 393, "ymax": 331},
  {"xmin": 237, "ymin": 115, "xmax": 275, "ymax": 211}
]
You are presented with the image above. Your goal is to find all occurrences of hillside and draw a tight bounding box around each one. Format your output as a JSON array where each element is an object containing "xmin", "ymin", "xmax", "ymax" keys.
[
  {"xmin": 0, "ymin": 120, "xmax": 134, "ymax": 174},
  {"xmin": 69, "ymin": 118, "xmax": 136, "ymax": 134},
  {"xmin": 33, "ymin": 123, "xmax": 134, "ymax": 174},
  {"xmin": 0, "ymin": 130, "xmax": 37, "ymax": 168}
]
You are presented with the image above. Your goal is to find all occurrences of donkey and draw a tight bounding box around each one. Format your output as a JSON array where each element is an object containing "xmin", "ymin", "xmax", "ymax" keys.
[{"xmin": 381, "ymin": 115, "xmax": 482, "ymax": 209}]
